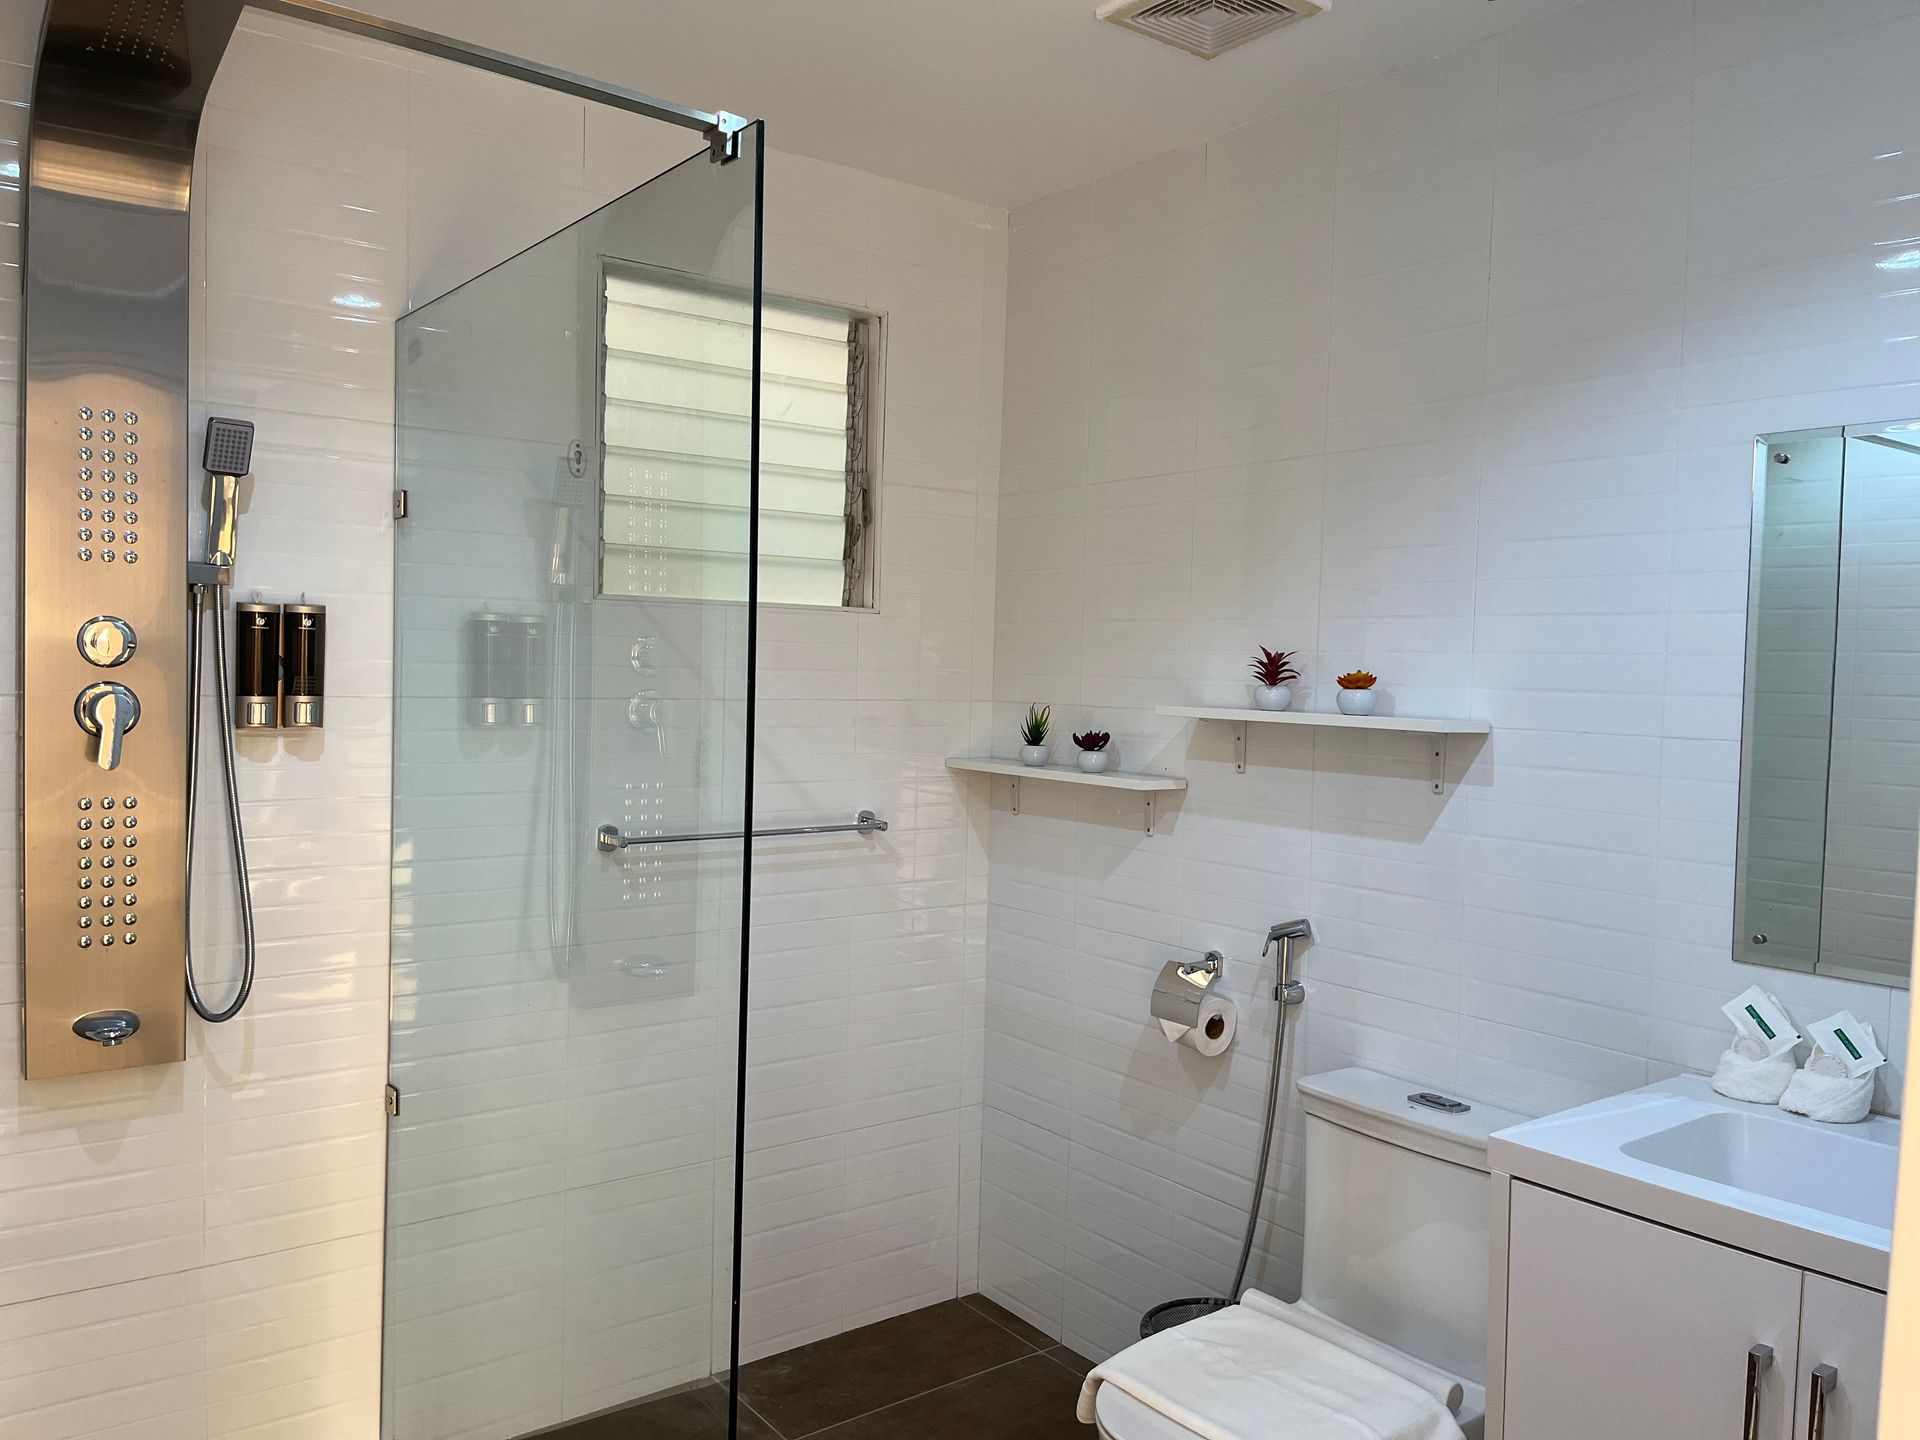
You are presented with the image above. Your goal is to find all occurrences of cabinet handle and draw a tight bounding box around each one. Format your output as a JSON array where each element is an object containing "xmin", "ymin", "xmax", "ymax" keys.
[
  {"xmin": 1807, "ymin": 1364, "xmax": 1838, "ymax": 1440},
  {"xmin": 1743, "ymin": 1344, "xmax": 1773, "ymax": 1440}
]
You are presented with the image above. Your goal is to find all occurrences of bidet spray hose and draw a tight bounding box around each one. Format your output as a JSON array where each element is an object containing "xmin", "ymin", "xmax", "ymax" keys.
[{"xmin": 1228, "ymin": 932, "xmax": 1304, "ymax": 1298}]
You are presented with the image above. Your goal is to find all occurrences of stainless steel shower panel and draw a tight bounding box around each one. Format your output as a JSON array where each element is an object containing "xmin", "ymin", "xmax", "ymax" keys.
[{"xmin": 21, "ymin": 0, "xmax": 247, "ymax": 1077}]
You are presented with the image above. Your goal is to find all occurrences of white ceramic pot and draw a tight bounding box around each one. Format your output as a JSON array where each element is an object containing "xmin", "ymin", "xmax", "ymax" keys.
[
  {"xmin": 1020, "ymin": 744, "xmax": 1050, "ymax": 767},
  {"xmin": 1336, "ymin": 688, "xmax": 1378, "ymax": 716},
  {"xmin": 1077, "ymin": 750, "xmax": 1111, "ymax": 773},
  {"xmin": 1253, "ymin": 685, "xmax": 1293, "ymax": 712}
]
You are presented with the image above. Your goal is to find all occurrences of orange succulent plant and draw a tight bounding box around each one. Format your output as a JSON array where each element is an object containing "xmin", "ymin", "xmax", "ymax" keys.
[{"xmin": 1336, "ymin": 671, "xmax": 1378, "ymax": 690}]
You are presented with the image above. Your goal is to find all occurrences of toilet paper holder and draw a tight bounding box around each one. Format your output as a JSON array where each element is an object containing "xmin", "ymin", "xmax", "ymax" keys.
[
  {"xmin": 1153, "ymin": 950, "xmax": 1224, "ymax": 1027},
  {"xmin": 1179, "ymin": 951, "xmax": 1222, "ymax": 983}
]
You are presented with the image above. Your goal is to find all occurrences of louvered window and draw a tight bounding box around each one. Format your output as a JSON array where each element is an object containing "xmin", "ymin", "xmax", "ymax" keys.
[{"xmin": 600, "ymin": 265, "xmax": 878, "ymax": 607}]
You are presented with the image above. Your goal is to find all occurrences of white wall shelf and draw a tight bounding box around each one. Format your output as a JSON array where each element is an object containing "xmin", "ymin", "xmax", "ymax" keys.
[
  {"xmin": 945, "ymin": 757, "xmax": 1187, "ymax": 834},
  {"xmin": 1154, "ymin": 705, "xmax": 1491, "ymax": 794}
]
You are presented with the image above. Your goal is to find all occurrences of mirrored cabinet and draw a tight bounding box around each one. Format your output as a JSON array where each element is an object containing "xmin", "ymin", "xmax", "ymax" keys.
[{"xmin": 1738, "ymin": 419, "xmax": 1920, "ymax": 987}]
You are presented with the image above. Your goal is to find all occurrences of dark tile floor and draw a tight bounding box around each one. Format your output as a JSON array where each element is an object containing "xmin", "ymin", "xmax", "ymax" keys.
[{"xmin": 540, "ymin": 1296, "xmax": 1093, "ymax": 1440}]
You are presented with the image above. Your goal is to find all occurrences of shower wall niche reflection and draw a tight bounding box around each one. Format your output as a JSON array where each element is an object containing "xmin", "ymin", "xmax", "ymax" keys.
[{"xmin": 386, "ymin": 130, "xmax": 762, "ymax": 1440}]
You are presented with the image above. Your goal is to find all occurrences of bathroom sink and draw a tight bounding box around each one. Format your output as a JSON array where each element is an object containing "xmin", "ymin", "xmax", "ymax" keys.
[
  {"xmin": 1489, "ymin": 1075, "xmax": 1900, "ymax": 1289},
  {"xmin": 1620, "ymin": 1109, "xmax": 1899, "ymax": 1229}
]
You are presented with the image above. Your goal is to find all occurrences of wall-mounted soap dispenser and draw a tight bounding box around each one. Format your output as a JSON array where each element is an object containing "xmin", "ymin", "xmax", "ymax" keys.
[
  {"xmin": 470, "ymin": 612, "xmax": 509, "ymax": 727},
  {"xmin": 234, "ymin": 602, "xmax": 281, "ymax": 729},
  {"xmin": 282, "ymin": 603, "xmax": 326, "ymax": 728}
]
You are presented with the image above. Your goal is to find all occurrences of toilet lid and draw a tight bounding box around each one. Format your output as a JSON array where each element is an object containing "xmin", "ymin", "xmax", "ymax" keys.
[{"xmin": 1094, "ymin": 1373, "xmax": 1487, "ymax": 1440}]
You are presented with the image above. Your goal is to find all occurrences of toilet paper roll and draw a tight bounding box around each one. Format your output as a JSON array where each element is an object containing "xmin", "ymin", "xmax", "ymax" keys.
[{"xmin": 1159, "ymin": 994, "xmax": 1237, "ymax": 1057}]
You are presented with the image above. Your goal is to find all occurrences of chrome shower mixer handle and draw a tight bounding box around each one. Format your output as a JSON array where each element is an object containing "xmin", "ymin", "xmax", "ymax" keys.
[{"xmin": 75, "ymin": 681, "xmax": 140, "ymax": 771}]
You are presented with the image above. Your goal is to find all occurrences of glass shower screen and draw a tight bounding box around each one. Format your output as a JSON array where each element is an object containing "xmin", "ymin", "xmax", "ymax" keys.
[{"xmin": 385, "ymin": 125, "xmax": 763, "ymax": 1440}]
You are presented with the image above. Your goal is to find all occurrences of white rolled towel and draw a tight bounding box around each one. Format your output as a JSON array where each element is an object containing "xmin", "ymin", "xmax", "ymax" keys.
[
  {"xmin": 1712, "ymin": 1034, "xmax": 1797, "ymax": 1105},
  {"xmin": 1780, "ymin": 1051, "xmax": 1873, "ymax": 1124}
]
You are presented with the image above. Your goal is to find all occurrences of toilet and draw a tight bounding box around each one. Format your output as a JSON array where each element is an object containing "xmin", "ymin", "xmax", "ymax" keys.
[{"xmin": 1092, "ymin": 1068, "xmax": 1527, "ymax": 1440}]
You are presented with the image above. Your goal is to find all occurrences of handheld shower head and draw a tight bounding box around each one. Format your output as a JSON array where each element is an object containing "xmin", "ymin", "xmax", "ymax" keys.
[
  {"xmin": 200, "ymin": 417, "xmax": 254, "ymax": 576},
  {"xmin": 204, "ymin": 416, "xmax": 255, "ymax": 478}
]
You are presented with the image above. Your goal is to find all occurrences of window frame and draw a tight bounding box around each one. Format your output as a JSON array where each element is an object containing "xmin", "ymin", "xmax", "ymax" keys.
[{"xmin": 594, "ymin": 256, "xmax": 886, "ymax": 615}]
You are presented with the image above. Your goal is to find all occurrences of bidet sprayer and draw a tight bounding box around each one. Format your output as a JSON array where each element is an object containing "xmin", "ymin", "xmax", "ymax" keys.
[{"xmin": 1263, "ymin": 918, "xmax": 1312, "ymax": 1006}]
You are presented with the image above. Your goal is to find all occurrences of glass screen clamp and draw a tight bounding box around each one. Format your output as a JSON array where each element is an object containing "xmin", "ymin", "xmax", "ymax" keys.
[{"xmin": 598, "ymin": 811, "xmax": 889, "ymax": 851}]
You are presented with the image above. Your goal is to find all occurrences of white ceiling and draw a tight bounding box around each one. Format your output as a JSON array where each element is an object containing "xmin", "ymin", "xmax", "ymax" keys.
[{"xmin": 337, "ymin": 0, "xmax": 1596, "ymax": 210}]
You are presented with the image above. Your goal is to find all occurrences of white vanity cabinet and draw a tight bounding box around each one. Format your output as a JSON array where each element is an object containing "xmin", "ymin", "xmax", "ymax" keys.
[
  {"xmin": 1795, "ymin": 1273, "xmax": 1885, "ymax": 1440},
  {"xmin": 1493, "ymin": 1183, "xmax": 1885, "ymax": 1440}
]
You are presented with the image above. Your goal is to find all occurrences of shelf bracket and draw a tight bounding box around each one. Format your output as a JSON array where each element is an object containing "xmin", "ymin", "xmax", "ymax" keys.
[
  {"xmin": 1430, "ymin": 736, "xmax": 1449, "ymax": 796},
  {"xmin": 1235, "ymin": 721, "xmax": 1247, "ymax": 775},
  {"xmin": 1010, "ymin": 776, "xmax": 1019, "ymax": 816},
  {"xmin": 1145, "ymin": 793, "xmax": 1156, "ymax": 837}
]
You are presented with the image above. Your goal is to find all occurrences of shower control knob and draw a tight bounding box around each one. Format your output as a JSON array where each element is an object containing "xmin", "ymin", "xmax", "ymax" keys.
[
  {"xmin": 76, "ymin": 615, "xmax": 136, "ymax": 667},
  {"xmin": 75, "ymin": 683, "xmax": 141, "ymax": 771}
]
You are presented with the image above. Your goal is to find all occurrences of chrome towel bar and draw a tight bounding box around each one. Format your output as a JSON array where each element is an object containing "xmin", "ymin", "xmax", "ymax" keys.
[{"xmin": 597, "ymin": 810, "xmax": 888, "ymax": 852}]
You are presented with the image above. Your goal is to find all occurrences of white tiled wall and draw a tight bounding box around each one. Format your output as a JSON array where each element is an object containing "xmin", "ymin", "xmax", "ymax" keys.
[
  {"xmin": 0, "ymin": 8, "xmax": 1004, "ymax": 1436},
  {"xmin": 977, "ymin": 0, "xmax": 1920, "ymax": 1364},
  {"xmin": 724, "ymin": 140, "xmax": 1006, "ymax": 1359}
]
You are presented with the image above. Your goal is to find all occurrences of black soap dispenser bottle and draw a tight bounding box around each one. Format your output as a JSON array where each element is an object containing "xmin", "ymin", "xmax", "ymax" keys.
[
  {"xmin": 282, "ymin": 602, "xmax": 325, "ymax": 728},
  {"xmin": 234, "ymin": 601, "xmax": 281, "ymax": 729}
]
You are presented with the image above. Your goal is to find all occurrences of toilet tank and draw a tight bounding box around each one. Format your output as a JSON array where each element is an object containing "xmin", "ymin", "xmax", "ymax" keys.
[{"xmin": 1296, "ymin": 1069, "xmax": 1527, "ymax": 1387}]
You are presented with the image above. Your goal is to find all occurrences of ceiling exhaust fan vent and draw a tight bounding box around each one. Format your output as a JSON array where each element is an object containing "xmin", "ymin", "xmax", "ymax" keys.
[{"xmin": 1096, "ymin": 0, "xmax": 1327, "ymax": 59}]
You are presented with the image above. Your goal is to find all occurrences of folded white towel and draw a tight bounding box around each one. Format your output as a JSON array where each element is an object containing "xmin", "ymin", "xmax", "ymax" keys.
[
  {"xmin": 1712, "ymin": 1034, "xmax": 1797, "ymax": 1105},
  {"xmin": 1780, "ymin": 1051, "xmax": 1873, "ymax": 1124},
  {"xmin": 1076, "ymin": 1300, "xmax": 1463, "ymax": 1440},
  {"xmin": 1239, "ymin": 1292, "xmax": 1463, "ymax": 1416}
]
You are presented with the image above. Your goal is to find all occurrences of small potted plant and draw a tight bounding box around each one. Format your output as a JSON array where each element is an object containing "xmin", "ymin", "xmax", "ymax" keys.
[
  {"xmin": 1073, "ymin": 729, "xmax": 1112, "ymax": 774},
  {"xmin": 1019, "ymin": 702, "xmax": 1052, "ymax": 767},
  {"xmin": 1249, "ymin": 647, "xmax": 1300, "ymax": 711},
  {"xmin": 1336, "ymin": 670, "xmax": 1378, "ymax": 716}
]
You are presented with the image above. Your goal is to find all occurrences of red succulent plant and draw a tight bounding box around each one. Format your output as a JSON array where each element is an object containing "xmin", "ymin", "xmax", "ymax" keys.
[
  {"xmin": 1073, "ymin": 730, "xmax": 1111, "ymax": 752},
  {"xmin": 1249, "ymin": 647, "xmax": 1300, "ymax": 688}
]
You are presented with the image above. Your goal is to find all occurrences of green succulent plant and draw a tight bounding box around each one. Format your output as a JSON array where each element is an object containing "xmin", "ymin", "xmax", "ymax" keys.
[{"xmin": 1020, "ymin": 702, "xmax": 1051, "ymax": 746}]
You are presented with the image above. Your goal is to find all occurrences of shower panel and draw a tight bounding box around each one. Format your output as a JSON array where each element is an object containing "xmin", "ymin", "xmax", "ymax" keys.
[{"xmin": 19, "ymin": 0, "xmax": 249, "ymax": 1077}]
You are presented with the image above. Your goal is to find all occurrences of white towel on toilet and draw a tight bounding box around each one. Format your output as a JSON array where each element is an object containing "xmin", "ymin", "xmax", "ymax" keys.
[
  {"xmin": 1239, "ymin": 1293, "xmax": 1464, "ymax": 1416},
  {"xmin": 1075, "ymin": 1298, "xmax": 1464, "ymax": 1440}
]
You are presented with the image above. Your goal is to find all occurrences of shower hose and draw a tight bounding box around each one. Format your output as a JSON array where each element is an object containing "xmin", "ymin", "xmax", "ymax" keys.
[{"xmin": 184, "ymin": 583, "xmax": 258, "ymax": 1023}]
